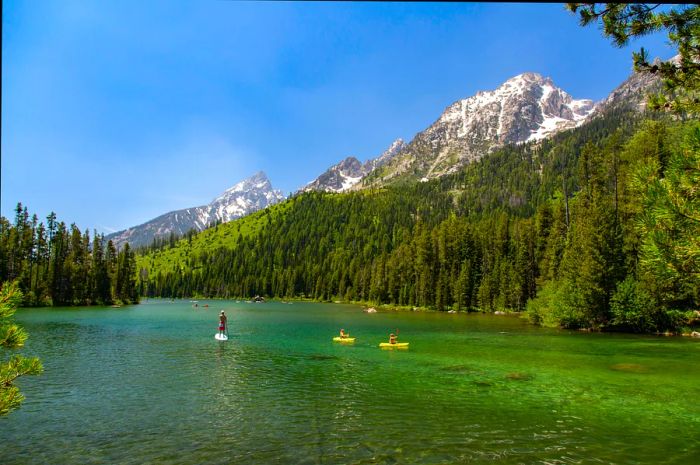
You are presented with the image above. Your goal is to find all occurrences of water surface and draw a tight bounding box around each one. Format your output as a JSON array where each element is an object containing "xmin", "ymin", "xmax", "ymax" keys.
[{"xmin": 2, "ymin": 300, "xmax": 699, "ymax": 464}]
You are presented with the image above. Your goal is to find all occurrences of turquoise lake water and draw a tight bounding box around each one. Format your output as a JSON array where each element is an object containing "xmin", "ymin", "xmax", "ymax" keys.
[{"xmin": 2, "ymin": 299, "xmax": 699, "ymax": 464}]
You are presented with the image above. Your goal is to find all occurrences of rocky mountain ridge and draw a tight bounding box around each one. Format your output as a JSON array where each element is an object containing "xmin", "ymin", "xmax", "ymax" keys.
[
  {"xmin": 595, "ymin": 64, "xmax": 664, "ymax": 114},
  {"xmin": 300, "ymin": 139, "xmax": 405, "ymax": 193}
]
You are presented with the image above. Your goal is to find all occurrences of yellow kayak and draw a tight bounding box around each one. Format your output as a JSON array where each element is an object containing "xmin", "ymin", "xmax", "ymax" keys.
[
  {"xmin": 333, "ymin": 337, "xmax": 355, "ymax": 343},
  {"xmin": 379, "ymin": 342, "xmax": 409, "ymax": 349}
]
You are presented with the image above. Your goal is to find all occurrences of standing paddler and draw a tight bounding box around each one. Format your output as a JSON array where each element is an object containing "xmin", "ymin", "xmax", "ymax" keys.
[{"xmin": 219, "ymin": 310, "xmax": 228, "ymax": 337}]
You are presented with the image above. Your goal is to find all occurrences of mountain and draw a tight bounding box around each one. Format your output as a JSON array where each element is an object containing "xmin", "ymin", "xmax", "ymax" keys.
[
  {"xmin": 300, "ymin": 139, "xmax": 405, "ymax": 193},
  {"xmin": 362, "ymin": 72, "xmax": 596, "ymax": 186},
  {"xmin": 107, "ymin": 172, "xmax": 285, "ymax": 249}
]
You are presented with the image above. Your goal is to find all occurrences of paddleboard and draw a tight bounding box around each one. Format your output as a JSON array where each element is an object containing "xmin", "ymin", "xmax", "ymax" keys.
[{"xmin": 215, "ymin": 333, "xmax": 228, "ymax": 341}]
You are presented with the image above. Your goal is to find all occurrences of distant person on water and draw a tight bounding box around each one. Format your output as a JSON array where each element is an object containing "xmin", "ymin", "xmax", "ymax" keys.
[
  {"xmin": 219, "ymin": 311, "xmax": 227, "ymax": 336},
  {"xmin": 339, "ymin": 328, "xmax": 348, "ymax": 339},
  {"xmin": 389, "ymin": 333, "xmax": 397, "ymax": 344}
]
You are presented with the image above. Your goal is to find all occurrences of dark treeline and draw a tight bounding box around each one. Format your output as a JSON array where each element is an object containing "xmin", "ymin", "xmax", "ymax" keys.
[
  {"xmin": 140, "ymin": 112, "xmax": 699, "ymax": 333},
  {"xmin": 0, "ymin": 207, "xmax": 139, "ymax": 306}
]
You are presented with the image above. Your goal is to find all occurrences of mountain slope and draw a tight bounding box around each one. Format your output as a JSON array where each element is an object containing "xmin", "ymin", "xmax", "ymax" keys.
[
  {"xmin": 107, "ymin": 172, "xmax": 284, "ymax": 249},
  {"xmin": 363, "ymin": 72, "xmax": 596, "ymax": 186}
]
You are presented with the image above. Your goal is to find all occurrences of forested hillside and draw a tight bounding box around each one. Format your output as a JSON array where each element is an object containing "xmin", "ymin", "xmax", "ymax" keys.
[{"xmin": 136, "ymin": 108, "xmax": 700, "ymax": 333}]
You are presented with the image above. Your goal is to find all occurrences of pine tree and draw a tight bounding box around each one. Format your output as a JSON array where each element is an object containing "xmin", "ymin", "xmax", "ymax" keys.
[
  {"xmin": 105, "ymin": 240, "xmax": 118, "ymax": 304},
  {"xmin": 632, "ymin": 122, "xmax": 700, "ymax": 307},
  {"xmin": 0, "ymin": 281, "xmax": 42, "ymax": 416},
  {"xmin": 93, "ymin": 233, "xmax": 111, "ymax": 304}
]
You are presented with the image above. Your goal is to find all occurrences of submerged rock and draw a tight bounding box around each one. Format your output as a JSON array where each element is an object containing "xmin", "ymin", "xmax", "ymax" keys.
[
  {"xmin": 441, "ymin": 364, "xmax": 476, "ymax": 374},
  {"xmin": 610, "ymin": 363, "xmax": 649, "ymax": 373},
  {"xmin": 505, "ymin": 372, "xmax": 534, "ymax": 381}
]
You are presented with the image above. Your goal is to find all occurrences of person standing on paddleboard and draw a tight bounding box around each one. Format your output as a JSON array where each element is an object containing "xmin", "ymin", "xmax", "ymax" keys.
[{"xmin": 219, "ymin": 311, "xmax": 227, "ymax": 336}]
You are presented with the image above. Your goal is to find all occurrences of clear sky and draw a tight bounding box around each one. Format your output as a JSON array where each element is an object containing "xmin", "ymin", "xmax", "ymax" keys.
[{"xmin": 2, "ymin": 1, "xmax": 675, "ymax": 233}]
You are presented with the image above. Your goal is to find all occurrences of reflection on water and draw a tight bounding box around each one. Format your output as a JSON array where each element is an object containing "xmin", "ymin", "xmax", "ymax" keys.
[{"xmin": 3, "ymin": 300, "xmax": 700, "ymax": 464}]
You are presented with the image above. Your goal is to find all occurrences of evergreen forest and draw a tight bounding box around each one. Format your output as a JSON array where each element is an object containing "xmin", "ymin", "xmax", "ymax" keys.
[{"xmin": 0, "ymin": 207, "xmax": 139, "ymax": 306}]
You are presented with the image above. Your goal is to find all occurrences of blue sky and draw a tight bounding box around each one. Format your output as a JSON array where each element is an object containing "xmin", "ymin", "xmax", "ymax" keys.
[{"xmin": 2, "ymin": 1, "xmax": 675, "ymax": 233}]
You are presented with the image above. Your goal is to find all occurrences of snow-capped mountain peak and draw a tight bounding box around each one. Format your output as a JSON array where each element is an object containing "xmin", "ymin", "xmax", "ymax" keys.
[
  {"xmin": 207, "ymin": 172, "xmax": 284, "ymax": 227},
  {"xmin": 107, "ymin": 171, "xmax": 285, "ymax": 249},
  {"xmin": 367, "ymin": 72, "xmax": 597, "ymax": 183},
  {"xmin": 438, "ymin": 72, "xmax": 595, "ymax": 144},
  {"xmin": 213, "ymin": 171, "xmax": 274, "ymax": 203}
]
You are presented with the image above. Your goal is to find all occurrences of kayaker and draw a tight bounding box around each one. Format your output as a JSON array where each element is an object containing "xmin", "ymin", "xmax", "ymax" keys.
[
  {"xmin": 219, "ymin": 311, "xmax": 227, "ymax": 336},
  {"xmin": 389, "ymin": 333, "xmax": 397, "ymax": 344},
  {"xmin": 339, "ymin": 328, "xmax": 348, "ymax": 339}
]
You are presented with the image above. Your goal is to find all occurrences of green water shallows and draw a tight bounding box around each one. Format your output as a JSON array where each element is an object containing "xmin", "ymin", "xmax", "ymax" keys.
[{"xmin": 2, "ymin": 300, "xmax": 699, "ymax": 464}]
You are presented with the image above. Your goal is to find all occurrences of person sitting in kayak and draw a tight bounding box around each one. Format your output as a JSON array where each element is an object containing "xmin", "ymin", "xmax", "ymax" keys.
[
  {"xmin": 339, "ymin": 328, "xmax": 349, "ymax": 339},
  {"xmin": 219, "ymin": 311, "xmax": 227, "ymax": 336},
  {"xmin": 389, "ymin": 333, "xmax": 397, "ymax": 344}
]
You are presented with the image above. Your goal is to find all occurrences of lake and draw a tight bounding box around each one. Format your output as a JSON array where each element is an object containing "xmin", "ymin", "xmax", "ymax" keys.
[{"xmin": 2, "ymin": 300, "xmax": 699, "ymax": 464}]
